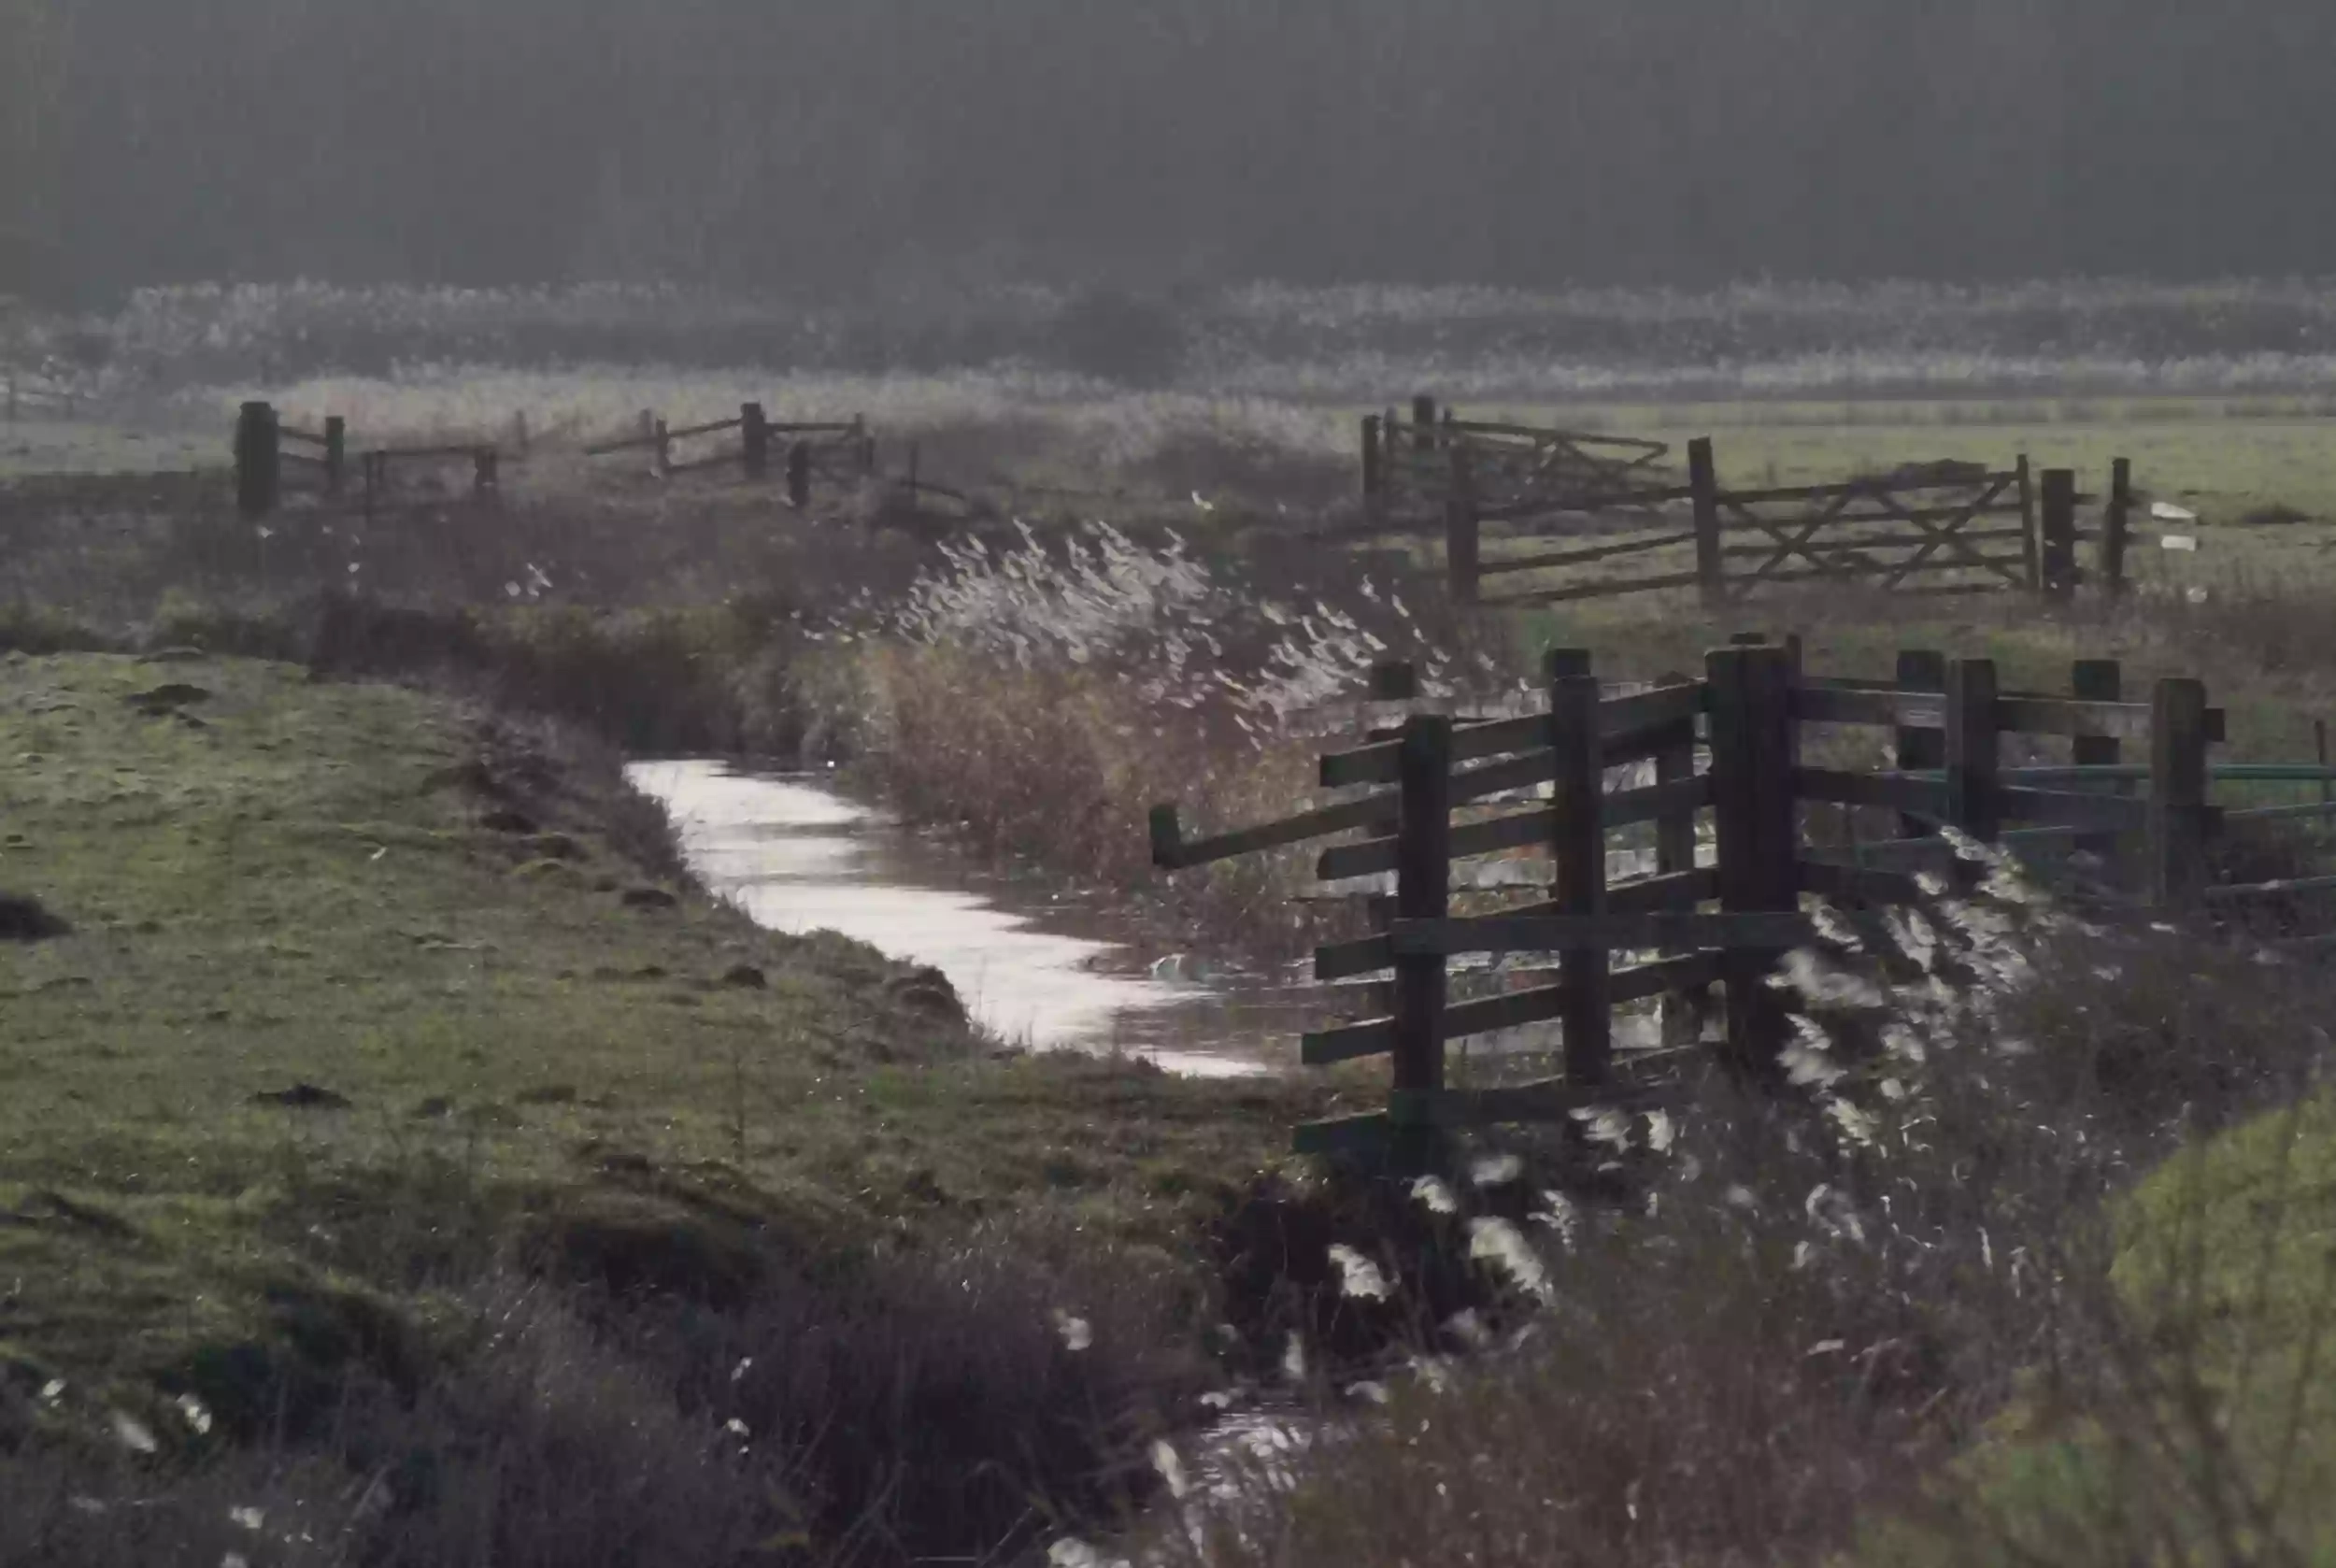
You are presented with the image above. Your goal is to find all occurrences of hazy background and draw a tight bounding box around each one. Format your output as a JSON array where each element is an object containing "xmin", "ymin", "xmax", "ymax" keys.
[{"xmin": 7, "ymin": 0, "xmax": 2335, "ymax": 306}]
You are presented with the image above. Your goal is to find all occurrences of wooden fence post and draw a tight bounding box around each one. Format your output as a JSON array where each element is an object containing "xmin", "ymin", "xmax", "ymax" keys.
[
  {"xmin": 1944, "ymin": 658, "xmax": 2001, "ymax": 842},
  {"xmin": 2040, "ymin": 468, "xmax": 2077, "ymax": 604},
  {"xmin": 1389, "ymin": 714, "xmax": 1453, "ymax": 1166},
  {"xmin": 1412, "ymin": 394, "xmax": 1437, "ymax": 454},
  {"xmin": 2016, "ymin": 454, "xmax": 2039, "ymax": 592},
  {"xmin": 2148, "ymin": 677, "xmax": 2211, "ymax": 909},
  {"xmin": 741, "ymin": 403, "xmax": 770, "ymax": 480},
  {"xmin": 1652, "ymin": 669, "xmax": 1710, "ymax": 1047},
  {"xmin": 2101, "ymin": 457, "xmax": 2132, "ymax": 600},
  {"xmin": 473, "ymin": 448, "xmax": 499, "ymax": 499},
  {"xmin": 2072, "ymin": 658, "xmax": 2124, "ymax": 872},
  {"xmin": 1360, "ymin": 413, "xmax": 1383, "ymax": 517},
  {"xmin": 853, "ymin": 415, "xmax": 874, "ymax": 478},
  {"xmin": 1705, "ymin": 643, "xmax": 1797, "ymax": 1076},
  {"xmin": 1547, "ymin": 650, "xmax": 1611, "ymax": 1088},
  {"xmin": 787, "ymin": 441, "xmax": 812, "ymax": 508},
  {"xmin": 1688, "ymin": 436, "xmax": 1723, "ymax": 608},
  {"xmin": 653, "ymin": 419, "xmax": 673, "ymax": 479},
  {"xmin": 1445, "ymin": 446, "xmax": 1480, "ymax": 606},
  {"xmin": 235, "ymin": 400, "xmax": 280, "ymax": 520},
  {"xmin": 323, "ymin": 416, "xmax": 346, "ymax": 497},
  {"xmin": 1896, "ymin": 649, "xmax": 1948, "ymax": 840}
]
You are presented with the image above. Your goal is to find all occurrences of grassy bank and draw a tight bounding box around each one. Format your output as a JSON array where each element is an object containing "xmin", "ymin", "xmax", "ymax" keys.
[{"xmin": 0, "ymin": 650, "xmax": 1335, "ymax": 1563}]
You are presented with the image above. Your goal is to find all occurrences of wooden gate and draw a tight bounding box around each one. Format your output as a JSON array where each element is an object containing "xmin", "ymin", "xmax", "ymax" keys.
[
  {"xmin": 1445, "ymin": 441, "xmax": 2128, "ymax": 609},
  {"xmin": 1697, "ymin": 456, "xmax": 2035, "ymax": 601},
  {"xmin": 1363, "ymin": 396, "xmax": 1675, "ymax": 521}
]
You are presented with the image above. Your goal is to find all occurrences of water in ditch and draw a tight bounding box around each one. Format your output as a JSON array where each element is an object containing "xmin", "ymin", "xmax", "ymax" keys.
[{"xmin": 624, "ymin": 759, "xmax": 1309, "ymax": 1077}]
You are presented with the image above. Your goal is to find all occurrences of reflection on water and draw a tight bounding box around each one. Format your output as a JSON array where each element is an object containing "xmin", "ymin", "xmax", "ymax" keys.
[{"xmin": 624, "ymin": 760, "xmax": 1293, "ymax": 1077}]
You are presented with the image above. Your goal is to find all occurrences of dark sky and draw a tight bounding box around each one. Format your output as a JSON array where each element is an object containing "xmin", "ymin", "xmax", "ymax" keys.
[{"xmin": 10, "ymin": 0, "xmax": 2334, "ymax": 303}]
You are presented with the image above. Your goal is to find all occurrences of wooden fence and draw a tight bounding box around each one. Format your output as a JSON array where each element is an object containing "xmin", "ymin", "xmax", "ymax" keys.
[
  {"xmin": 1444, "ymin": 438, "xmax": 2136, "ymax": 608},
  {"xmin": 235, "ymin": 401, "xmax": 498, "ymax": 520},
  {"xmin": 229, "ymin": 398, "xmax": 882, "ymax": 520},
  {"xmin": 1363, "ymin": 393, "xmax": 1675, "ymax": 522},
  {"xmin": 582, "ymin": 405, "xmax": 876, "ymax": 505},
  {"xmin": 1149, "ymin": 638, "xmax": 2334, "ymax": 1158}
]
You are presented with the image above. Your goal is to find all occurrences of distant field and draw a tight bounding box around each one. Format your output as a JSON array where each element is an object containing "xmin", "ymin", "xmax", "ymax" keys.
[
  {"xmin": 0, "ymin": 415, "xmax": 219, "ymax": 478},
  {"xmin": 1408, "ymin": 397, "xmax": 2336, "ymax": 605},
  {"xmin": 1478, "ymin": 397, "xmax": 2336, "ymax": 520},
  {"xmin": 11, "ymin": 372, "xmax": 2336, "ymax": 531},
  {"xmin": 64, "ymin": 278, "xmax": 2336, "ymax": 400}
]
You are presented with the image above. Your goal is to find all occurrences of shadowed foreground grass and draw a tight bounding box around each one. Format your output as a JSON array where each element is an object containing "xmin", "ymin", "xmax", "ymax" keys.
[{"xmin": 0, "ymin": 650, "xmax": 1332, "ymax": 1563}]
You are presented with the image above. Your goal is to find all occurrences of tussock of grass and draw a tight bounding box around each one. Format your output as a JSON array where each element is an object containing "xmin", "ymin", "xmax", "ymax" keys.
[
  {"xmin": 3, "ymin": 1249, "xmax": 1201, "ymax": 1567},
  {"xmin": 815, "ymin": 521, "xmax": 1502, "ymax": 955}
]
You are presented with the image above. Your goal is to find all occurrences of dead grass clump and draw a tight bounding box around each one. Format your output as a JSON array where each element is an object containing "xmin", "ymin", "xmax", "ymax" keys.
[
  {"xmin": 849, "ymin": 642, "xmax": 1321, "ymax": 953},
  {"xmin": 6, "ymin": 1212, "xmax": 1214, "ymax": 1568},
  {"xmin": 0, "ymin": 1287, "xmax": 783, "ymax": 1568},
  {"xmin": 820, "ymin": 520, "xmax": 1499, "ymax": 953},
  {"xmin": 2238, "ymin": 501, "xmax": 2313, "ymax": 527},
  {"xmin": 301, "ymin": 591, "xmax": 807, "ymax": 761},
  {"xmin": 2124, "ymin": 564, "xmax": 2336, "ymax": 677},
  {"xmin": 605, "ymin": 1223, "xmax": 1210, "ymax": 1564},
  {"xmin": 0, "ymin": 600, "xmax": 114, "ymax": 657},
  {"xmin": 142, "ymin": 589, "xmax": 306, "ymax": 662},
  {"xmin": 1204, "ymin": 1170, "xmax": 1517, "ymax": 1379}
]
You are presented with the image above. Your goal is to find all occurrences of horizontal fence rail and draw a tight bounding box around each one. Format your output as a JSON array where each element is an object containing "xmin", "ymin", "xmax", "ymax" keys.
[
  {"xmin": 1373, "ymin": 398, "xmax": 2140, "ymax": 611},
  {"xmin": 1361, "ymin": 394, "xmax": 1680, "ymax": 525},
  {"xmin": 227, "ymin": 399, "xmax": 881, "ymax": 518},
  {"xmin": 582, "ymin": 405, "xmax": 874, "ymax": 503},
  {"xmin": 1149, "ymin": 637, "xmax": 2323, "ymax": 1162}
]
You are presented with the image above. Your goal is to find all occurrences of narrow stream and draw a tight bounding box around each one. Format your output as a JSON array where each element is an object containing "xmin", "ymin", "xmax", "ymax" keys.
[{"xmin": 625, "ymin": 760, "xmax": 1303, "ymax": 1077}]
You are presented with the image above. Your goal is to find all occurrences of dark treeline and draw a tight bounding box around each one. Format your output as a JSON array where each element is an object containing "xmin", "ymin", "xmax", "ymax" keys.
[{"xmin": 10, "ymin": 0, "xmax": 2336, "ymax": 305}]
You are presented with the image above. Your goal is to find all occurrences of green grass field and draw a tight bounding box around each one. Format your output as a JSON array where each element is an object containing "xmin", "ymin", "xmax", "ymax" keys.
[
  {"xmin": 1480, "ymin": 398, "xmax": 2336, "ymax": 586},
  {"xmin": 0, "ymin": 652, "xmax": 1318, "ymax": 1417}
]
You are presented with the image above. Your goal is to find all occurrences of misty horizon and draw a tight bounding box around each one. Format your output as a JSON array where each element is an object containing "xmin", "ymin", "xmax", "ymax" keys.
[{"xmin": 7, "ymin": 1, "xmax": 2336, "ymax": 307}]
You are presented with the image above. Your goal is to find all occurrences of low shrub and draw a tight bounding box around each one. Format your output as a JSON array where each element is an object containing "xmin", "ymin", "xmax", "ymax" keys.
[
  {"xmin": 819, "ymin": 521, "xmax": 1497, "ymax": 954},
  {"xmin": 1155, "ymin": 848, "xmax": 2336, "ymax": 1568},
  {"xmin": 1, "ymin": 1217, "xmax": 1213, "ymax": 1568}
]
